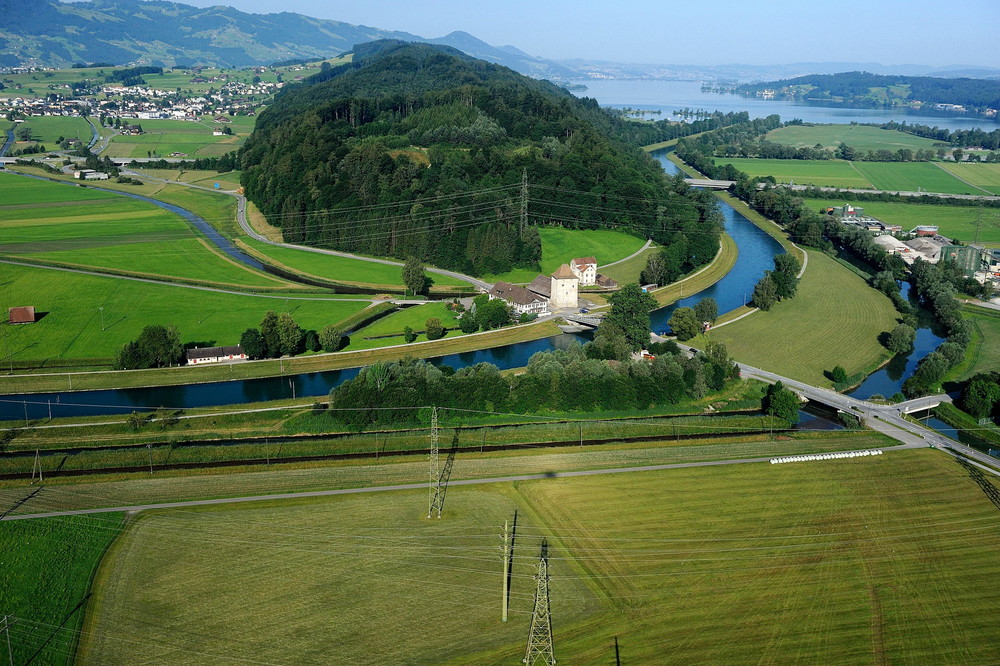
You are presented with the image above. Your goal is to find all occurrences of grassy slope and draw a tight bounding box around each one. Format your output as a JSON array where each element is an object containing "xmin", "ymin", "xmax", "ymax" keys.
[
  {"xmin": 344, "ymin": 301, "xmax": 462, "ymax": 350},
  {"xmin": 483, "ymin": 227, "xmax": 647, "ymax": 284},
  {"xmin": 766, "ymin": 124, "xmax": 942, "ymax": 152},
  {"xmin": 800, "ymin": 196, "xmax": 1000, "ymax": 245},
  {"xmin": 0, "ymin": 514, "xmax": 125, "ymax": 665},
  {"xmin": 693, "ymin": 250, "xmax": 898, "ymax": 385},
  {"xmin": 947, "ymin": 305, "xmax": 1000, "ymax": 382},
  {"xmin": 77, "ymin": 448, "xmax": 1000, "ymax": 664},
  {"xmin": 239, "ymin": 238, "xmax": 470, "ymax": 289},
  {"xmin": 1, "ymin": 262, "xmax": 368, "ymax": 364}
]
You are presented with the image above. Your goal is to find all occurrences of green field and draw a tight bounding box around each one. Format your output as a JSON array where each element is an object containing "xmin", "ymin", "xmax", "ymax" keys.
[
  {"xmin": 766, "ymin": 124, "xmax": 943, "ymax": 153},
  {"xmin": 852, "ymin": 161, "xmax": 973, "ymax": 194},
  {"xmin": 0, "ymin": 513, "xmax": 125, "ymax": 665},
  {"xmin": 344, "ymin": 301, "xmax": 463, "ymax": 350},
  {"xmin": 718, "ymin": 158, "xmax": 872, "ymax": 188},
  {"xmin": 74, "ymin": 448, "xmax": 1000, "ymax": 663},
  {"xmin": 718, "ymin": 158, "xmax": 976, "ymax": 194},
  {"xmin": 10, "ymin": 115, "xmax": 96, "ymax": 145},
  {"xmin": 0, "ymin": 174, "xmax": 291, "ymax": 288},
  {"xmin": 104, "ymin": 117, "xmax": 251, "ymax": 159},
  {"xmin": 948, "ymin": 306, "xmax": 1000, "ymax": 382},
  {"xmin": 802, "ymin": 196, "xmax": 1000, "ymax": 245},
  {"xmin": 240, "ymin": 238, "xmax": 471, "ymax": 289},
  {"xmin": 0, "ymin": 263, "xmax": 369, "ymax": 364},
  {"xmin": 131, "ymin": 167, "xmax": 244, "ymax": 191},
  {"xmin": 694, "ymin": 251, "xmax": 899, "ymax": 385},
  {"xmin": 938, "ymin": 162, "xmax": 1000, "ymax": 195},
  {"xmin": 483, "ymin": 227, "xmax": 647, "ymax": 284}
]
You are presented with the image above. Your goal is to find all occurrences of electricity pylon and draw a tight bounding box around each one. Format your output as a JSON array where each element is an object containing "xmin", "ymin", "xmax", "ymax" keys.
[
  {"xmin": 523, "ymin": 539, "xmax": 555, "ymax": 665},
  {"xmin": 427, "ymin": 407, "xmax": 444, "ymax": 518},
  {"xmin": 520, "ymin": 167, "xmax": 528, "ymax": 238}
]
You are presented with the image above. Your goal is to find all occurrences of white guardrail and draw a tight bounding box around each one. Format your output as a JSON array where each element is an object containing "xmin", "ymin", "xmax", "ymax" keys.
[{"xmin": 770, "ymin": 450, "xmax": 883, "ymax": 464}]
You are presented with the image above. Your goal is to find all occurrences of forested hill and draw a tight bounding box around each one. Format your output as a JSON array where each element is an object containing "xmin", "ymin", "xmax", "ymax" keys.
[
  {"xmin": 239, "ymin": 41, "xmax": 722, "ymax": 277},
  {"xmin": 734, "ymin": 72, "xmax": 1000, "ymax": 111}
]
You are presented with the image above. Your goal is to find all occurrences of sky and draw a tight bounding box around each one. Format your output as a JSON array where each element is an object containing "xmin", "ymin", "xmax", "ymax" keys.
[{"xmin": 169, "ymin": 0, "xmax": 1000, "ymax": 68}]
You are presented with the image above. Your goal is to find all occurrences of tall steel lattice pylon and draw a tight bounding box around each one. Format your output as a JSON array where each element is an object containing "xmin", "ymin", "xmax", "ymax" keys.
[
  {"xmin": 520, "ymin": 167, "xmax": 528, "ymax": 238},
  {"xmin": 427, "ymin": 407, "xmax": 444, "ymax": 518},
  {"xmin": 523, "ymin": 539, "xmax": 555, "ymax": 665}
]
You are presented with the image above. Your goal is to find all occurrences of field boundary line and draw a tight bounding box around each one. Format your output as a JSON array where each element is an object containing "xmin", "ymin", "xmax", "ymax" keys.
[{"xmin": 934, "ymin": 162, "xmax": 994, "ymax": 196}]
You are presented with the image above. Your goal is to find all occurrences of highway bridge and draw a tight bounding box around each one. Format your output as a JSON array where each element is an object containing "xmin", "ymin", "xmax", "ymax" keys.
[{"xmin": 683, "ymin": 178, "xmax": 735, "ymax": 190}]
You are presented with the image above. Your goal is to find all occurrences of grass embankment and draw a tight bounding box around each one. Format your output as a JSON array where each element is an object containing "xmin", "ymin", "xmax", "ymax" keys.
[
  {"xmin": 237, "ymin": 238, "xmax": 472, "ymax": 291},
  {"xmin": 2, "ymin": 412, "xmax": 789, "ymax": 477},
  {"xmin": 933, "ymin": 402, "xmax": 1000, "ymax": 448},
  {"xmin": 0, "ymin": 318, "xmax": 564, "ymax": 395},
  {"xmin": 802, "ymin": 196, "xmax": 1000, "ymax": 246},
  {"xmin": 692, "ymin": 251, "xmax": 898, "ymax": 386},
  {"xmin": 943, "ymin": 304, "xmax": 1000, "ymax": 382},
  {"xmin": 0, "ymin": 513, "xmax": 125, "ymax": 665},
  {"xmin": 0, "ymin": 173, "xmax": 293, "ymax": 289},
  {"xmin": 74, "ymin": 448, "xmax": 1000, "ymax": 663},
  {"xmin": 344, "ymin": 301, "xmax": 460, "ymax": 349},
  {"xmin": 0, "ymin": 262, "xmax": 369, "ymax": 372},
  {"xmin": 718, "ymin": 157, "xmax": 976, "ymax": 194},
  {"xmin": 765, "ymin": 124, "xmax": 943, "ymax": 153},
  {"xmin": 648, "ymin": 232, "xmax": 738, "ymax": 307},
  {"xmin": 483, "ymin": 227, "xmax": 648, "ymax": 284},
  {"xmin": 102, "ymin": 116, "xmax": 254, "ymax": 159}
]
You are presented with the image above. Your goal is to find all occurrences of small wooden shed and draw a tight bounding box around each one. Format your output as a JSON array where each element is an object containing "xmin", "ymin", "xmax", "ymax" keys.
[{"xmin": 8, "ymin": 306, "xmax": 36, "ymax": 324}]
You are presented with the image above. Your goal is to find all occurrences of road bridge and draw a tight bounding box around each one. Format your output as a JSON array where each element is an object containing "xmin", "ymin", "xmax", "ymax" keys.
[
  {"xmin": 684, "ymin": 178, "xmax": 735, "ymax": 189},
  {"xmin": 895, "ymin": 394, "xmax": 953, "ymax": 414},
  {"xmin": 562, "ymin": 314, "xmax": 603, "ymax": 328}
]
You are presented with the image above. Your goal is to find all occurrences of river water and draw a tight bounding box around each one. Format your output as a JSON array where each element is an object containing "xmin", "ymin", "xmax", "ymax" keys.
[{"xmin": 574, "ymin": 80, "xmax": 1000, "ymax": 132}]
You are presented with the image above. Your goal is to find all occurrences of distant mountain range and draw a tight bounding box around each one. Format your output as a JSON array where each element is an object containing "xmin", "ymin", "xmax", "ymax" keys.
[{"xmin": 2, "ymin": 0, "xmax": 999, "ymax": 84}]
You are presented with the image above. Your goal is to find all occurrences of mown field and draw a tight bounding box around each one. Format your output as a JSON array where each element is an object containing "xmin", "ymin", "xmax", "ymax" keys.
[
  {"xmin": 717, "ymin": 157, "xmax": 976, "ymax": 194},
  {"xmin": 130, "ymin": 167, "xmax": 244, "ymax": 191},
  {"xmin": 10, "ymin": 115, "xmax": 96, "ymax": 145},
  {"xmin": 103, "ymin": 117, "xmax": 254, "ymax": 159},
  {"xmin": 239, "ymin": 238, "xmax": 472, "ymax": 289},
  {"xmin": 1, "ymin": 262, "xmax": 369, "ymax": 365},
  {"xmin": 802, "ymin": 196, "xmax": 1000, "ymax": 245},
  {"xmin": 938, "ymin": 162, "xmax": 1000, "ymax": 195},
  {"xmin": 692, "ymin": 250, "xmax": 899, "ymax": 385},
  {"xmin": 0, "ymin": 173, "xmax": 292, "ymax": 288},
  {"xmin": 483, "ymin": 227, "xmax": 647, "ymax": 284},
  {"xmin": 345, "ymin": 301, "xmax": 463, "ymax": 350},
  {"xmin": 74, "ymin": 448, "xmax": 1000, "ymax": 664},
  {"xmin": 0, "ymin": 513, "xmax": 125, "ymax": 666},
  {"xmin": 765, "ymin": 124, "xmax": 944, "ymax": 153}
]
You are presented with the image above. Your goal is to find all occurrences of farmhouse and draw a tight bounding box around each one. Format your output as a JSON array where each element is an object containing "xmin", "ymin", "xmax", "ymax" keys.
[
  {"xmin": 185, "ymin": 345, "xmax": 247, "ymax": 365},
  {"xmin": 73, "ymin": 169, "xmax": 109, "ymax": 180},
  {"xmin": 487, "ymin": 282, "xmax": 548, "ymax": 315},
  {"xmin": 8, "ymin": 306, "xmax": 35, "ymax": 324},
  {"xmin": 569, "ymin": 256, "xmax": 618, "ymax": 289}
]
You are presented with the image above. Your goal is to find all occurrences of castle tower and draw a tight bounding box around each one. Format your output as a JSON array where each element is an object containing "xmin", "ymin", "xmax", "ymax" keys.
[{"xmin": 549, "ymin": 264, "xmax": 578, "ymax": 309}]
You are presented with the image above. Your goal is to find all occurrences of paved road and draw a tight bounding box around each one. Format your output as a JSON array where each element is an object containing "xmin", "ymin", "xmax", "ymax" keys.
[{"xmin": 601, "ymin": 239, "xmax": 653, "ymax": 268}]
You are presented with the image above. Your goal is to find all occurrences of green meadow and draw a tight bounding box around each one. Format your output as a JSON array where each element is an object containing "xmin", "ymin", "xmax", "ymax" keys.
[
  {"xmin": 938, "ymin": 162, "xmax": 1000, "ymax": 195},
  {"xmin": 802, "ymin": 196, "xmax": 1000, "ymax": 245},
  {"xmin": 718, "ymin": 158, "xmax": 872, "ymax": 188},
  {"xmin": 240, "ymin": 238, "xmax": 472, "ymax": 289},
  {"xmin": 103, "ymin": 117, "xmax": 252, "ymax": 158},
  {"xmin": 0, "ymin": 262, "xmax": 368, "ymax": 365},
  {"xmin": 691, "ymin": 251, "xmax": 898, "ymax": 386},
  {"xmin": 718, "ymin": 157, "xmax": 979, "ymax": 194},
  {"xmin": 75, "ymin": 448, "xmax": 1000, "ymax": 664},
  {"xmin": 483, "ymin": 227, "xmax": 647, "ymax": 283},
  {"xmin": 344, "ymin": 301, "xmax": 463, "ymax": 350},
  {"xmin": 10, "ymin": 115, "xmax": 96, "ymax": 145},
  {"xmin": 0, "ymin": 514, "xmax": 125, "ymax": 666},
  {"xmin": 766, "ymin": 124, "xmax": 943, "ymax": 152},
  {"xmin": 0, "ymin": 174, "xmax": 290, "ymax": 288}
]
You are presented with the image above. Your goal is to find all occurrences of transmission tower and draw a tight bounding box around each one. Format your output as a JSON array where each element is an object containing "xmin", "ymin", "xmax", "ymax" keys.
[
  {"xmin": 520, "ymin": 167, "xmax": 528, "ymax": 239},
  {"xmin": 500, "ymin": 517, "xmax": 514, "ymax": 622},
  {"xmin": 31, "ymin": 450, "xmax": 42, "ymax": 484},
  {"xmin": 523, "ymin": 539, "xmax": 555, "ymax": 665},
  {"xmin": 427, "ymin": 407, "xmax": 444, "ymax": 518}
]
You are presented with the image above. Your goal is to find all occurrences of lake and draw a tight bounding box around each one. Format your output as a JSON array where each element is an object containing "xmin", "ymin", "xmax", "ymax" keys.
[{"xmin": 573, "ymin": 80, "xmax": 1000, "ymax": 132}]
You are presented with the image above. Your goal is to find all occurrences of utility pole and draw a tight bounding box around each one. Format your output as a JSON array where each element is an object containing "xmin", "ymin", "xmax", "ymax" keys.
[
  {"xmin": 427, "ymin": 407, "xmax": 444, "ymax": 518},
  {"xmin": 520, "ymin": 167, "xmax": 528, "ymax": 239},
  {"xmin": 500, "ymin": 519, "xmax": 512, "ymax": 622},
  {"xmin": 147, "ymin": 443, "xmax": 153, "ymax": 476},
  {"xmin": 32, "ymin": 450, "xmax": 42, "ymax": 484},
  {"xmin": 523, "ymin": 538, "xmax": 555, "ymax": 665},
  {"xmin": 99, "ymin": 306, "xmax": 105, "ymax": 331}
]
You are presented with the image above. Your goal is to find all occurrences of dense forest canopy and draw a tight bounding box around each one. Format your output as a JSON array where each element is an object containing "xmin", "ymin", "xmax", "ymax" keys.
[
  {"xmin": 735, "ymin": 71, "xmax": 1000, "ymax": 111},
  {"xmin": 240, "ymin": 41, "xmax": 722, "ymax": 276}
]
